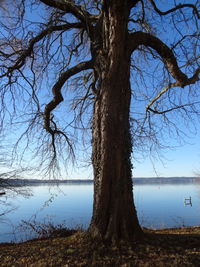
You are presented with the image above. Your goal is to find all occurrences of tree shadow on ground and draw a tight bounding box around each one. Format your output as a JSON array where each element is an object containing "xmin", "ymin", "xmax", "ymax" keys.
[{"xmin": 0, "ymin": 228, "xmax": 200, "ymax": 266}]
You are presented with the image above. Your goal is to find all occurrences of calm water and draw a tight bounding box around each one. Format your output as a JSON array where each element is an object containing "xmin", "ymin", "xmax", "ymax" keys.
[{"xmin": 1, "ymin": 182, "xmax": 200, "ymax": 242}]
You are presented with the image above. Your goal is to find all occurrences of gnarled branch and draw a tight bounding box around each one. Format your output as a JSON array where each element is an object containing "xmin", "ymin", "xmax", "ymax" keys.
[
  {"xmin": 147, "ymin": 102, "xmax": 200, "ymax": 115},
  {"xmin": 129, "ymin": 31, "xmax": 200, "ymax": 87},
  {"xmin": 39, "ymin": 0, "xmax": 98, "ymax": 25},
  {"xmin": 148, "ymin": 0, "xmax": 200, "ymax": 19},
  {"xmin": 43, "ymin": 60, "xmax": 93, "ymax": 154},
  {"xmin": 129, "ymin": 0, "xmax": 142, "ymax": 8},
  {"xmin": 129, "ymin": 31, "xmax": 200, "ymax": 114},
  {"xmin": 0, "ymin": 22, "xmax": 83, "ymax": 78},
  {"xmin": 146, "ymin": 80, "xmax": 200, "ymax": 114}
]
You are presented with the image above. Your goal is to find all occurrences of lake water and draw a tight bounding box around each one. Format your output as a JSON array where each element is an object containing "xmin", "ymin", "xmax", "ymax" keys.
[{"xmin": 1, "ymin": 181, "xmax": 200, "ymax": 243}]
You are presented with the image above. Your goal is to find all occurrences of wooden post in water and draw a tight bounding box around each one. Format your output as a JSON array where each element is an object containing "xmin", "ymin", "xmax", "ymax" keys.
[{"xmin": 184, "ymin": 196, "xmax": 192, "ymax": 206}]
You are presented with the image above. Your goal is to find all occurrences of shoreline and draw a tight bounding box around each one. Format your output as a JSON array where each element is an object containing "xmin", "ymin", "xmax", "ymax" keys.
[
  {"xmin": 1, "ymin": 225, "xmax": 200, "ymax": 245},
  {"xmin": 3, "ymin": 176, "xmax": 200, "ymax": 187}
]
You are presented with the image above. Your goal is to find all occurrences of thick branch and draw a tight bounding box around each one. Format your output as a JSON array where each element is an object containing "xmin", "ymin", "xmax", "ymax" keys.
[
  {"xmin": 39, "ymin": 0, "xmax": 97, "ymax": 25},
  {"xmin": 1, "ymin": 22, "xmax": 83, "ymax": 78},
  {"xmin": 129, "ymin": 31, "xmax": 200, "ymax": 87},
  {"xmin": 148, "ymin": 0, "xmax": 200, "ymax": 19},
  {"xmin": 129, "ymin": 0, "xmax": 142, "ymax": 8},
  {"xmin": 147, "ymin": 102, "xmax": 200, "ymax": 115},
  {"xmin": 146, "ymin": 82, "xmax": 177, "ymax": 112},
  {"xmin": 44, "ymin": 60, "xmax": 93, "ymax": 134},
  {"xmin": 145, "ymin": 82, "xmax": 197, "ymax": 114}
]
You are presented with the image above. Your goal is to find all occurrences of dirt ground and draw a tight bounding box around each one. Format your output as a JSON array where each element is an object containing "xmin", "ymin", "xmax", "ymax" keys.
[{"xmin": 0, "ymin": 227, "xmax": 200, "ymax": 266}]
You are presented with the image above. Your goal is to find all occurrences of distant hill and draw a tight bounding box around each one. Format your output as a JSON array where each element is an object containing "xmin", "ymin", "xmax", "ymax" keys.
[
  {"xmin": 133, "ymin": 177, "xmax": 200, "ymax": 185},
  {"xmin": 2, "ymin": 177, "xmax": 200, "ymax": 187}
]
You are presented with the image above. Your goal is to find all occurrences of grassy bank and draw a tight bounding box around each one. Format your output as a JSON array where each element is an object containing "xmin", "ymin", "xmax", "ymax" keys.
[{"xmin": 0, "ymin": 227, "xmax": 200, "ymax": 266}]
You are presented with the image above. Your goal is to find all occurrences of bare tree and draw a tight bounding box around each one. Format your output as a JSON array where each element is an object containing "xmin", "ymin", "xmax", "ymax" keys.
[{"xmin": 0, "ymin": 0, "xmax": 199, "ymax": 243}]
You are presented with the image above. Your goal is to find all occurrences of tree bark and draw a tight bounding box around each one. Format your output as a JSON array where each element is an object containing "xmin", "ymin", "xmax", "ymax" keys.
[{"xmin": 88, "ymin": 0, "xmax": 143, "ymax": 243}]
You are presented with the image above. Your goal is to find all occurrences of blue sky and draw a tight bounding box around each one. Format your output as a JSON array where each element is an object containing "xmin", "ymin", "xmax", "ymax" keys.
[
  {"xmin": 133, "ymin": 137, "xmax": 200, "ymax": 177},
  {"xmin": 63, "ymin": 127, "xmax": 200, "ymax": 179},
  {"xmin": 69, "ymin": 134, "xmax": 200, "ymax": 179}
]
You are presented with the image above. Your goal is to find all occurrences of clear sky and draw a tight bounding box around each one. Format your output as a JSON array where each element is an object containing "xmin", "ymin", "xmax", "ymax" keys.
[
  {"xmin": 4, "ymin": 120, "xmax": 200, "ymax": 179},
  {"xmin": 64, "ymin": 130, "xmax": 200, "ymax": 179},
  {"xmin": 68, "ymin": 136, "xmax": 200, "ymax": 179},
  {"xmin": 132, "ymin": 136, "xmax": 200, "ymax": 178}
]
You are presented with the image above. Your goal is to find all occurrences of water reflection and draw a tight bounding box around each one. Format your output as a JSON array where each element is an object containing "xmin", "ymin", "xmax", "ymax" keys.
[{"xmin": 1, "ymin": 181, "xmax": 200, "ymax": 242}]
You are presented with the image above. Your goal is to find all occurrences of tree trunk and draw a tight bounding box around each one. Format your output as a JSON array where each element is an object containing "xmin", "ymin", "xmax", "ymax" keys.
[{"xmin": 88, "ymin": 0, "xmax": 143, "ymax": 243}]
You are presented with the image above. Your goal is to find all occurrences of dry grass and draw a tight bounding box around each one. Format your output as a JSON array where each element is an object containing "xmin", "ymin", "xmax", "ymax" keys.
[{"xmin": 0, "ymin": 227, "xmax": 200, "ymax": 266}]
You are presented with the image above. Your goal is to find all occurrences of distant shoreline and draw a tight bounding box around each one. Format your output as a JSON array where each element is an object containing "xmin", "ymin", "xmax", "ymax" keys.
[{"xmin": 3, "ymin": 177, "xmax": 200, "ymax": 187}]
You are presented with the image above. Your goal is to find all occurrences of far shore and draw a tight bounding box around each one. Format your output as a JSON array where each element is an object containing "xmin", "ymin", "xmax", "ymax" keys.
[{"xmin": 3, "ymin": 176, "xmax": 200, "ymax": 187}]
